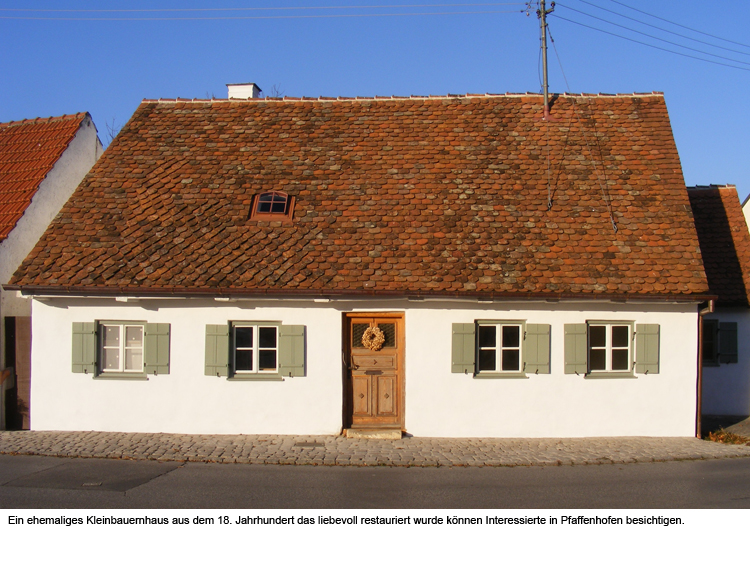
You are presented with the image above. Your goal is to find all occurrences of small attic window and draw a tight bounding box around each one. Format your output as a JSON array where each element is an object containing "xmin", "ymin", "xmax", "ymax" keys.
[{"xmin": 249, "ymin": 191, "xmax": 295, "ymax": 222}]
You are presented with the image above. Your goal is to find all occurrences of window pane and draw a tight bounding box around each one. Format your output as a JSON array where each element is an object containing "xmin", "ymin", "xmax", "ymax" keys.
[
  {"xmin": 259, "ymin": 350, "xmax": 277, "ymax": 371},
  {"xmin": 352, "ymin": 324, "xmax": 369, "ymax": 348},
  {"xmin": 501, "ymin": 349, "xmax": 520, "ymax": 372},
  {"xmin": 478, "ymin": 326, "xmax": 497, "ymax": 348},
  {"xmin": 257, "ymin": 192, "xmax": 287, "ymax": 214},
  {"xmin": 103, "ymin": 325, "xmax": 120, "ymax": 347},
  {"xmin": 125, "ymin": 326, "xmax": 143, "ymax": 347},
  {"xmin": 612, "ymin": 326, "xmax": 629, "ymax": 348},
  {"xmin": 703, "ymin": 335, "xmax": 716, "ymax": 361},
  {"xmin": 589, "ymin": 326, "xmax": 606, "ymax": 348},
  {"xmin": 379, "ymin": 323, "xmax": 396, "ymax": 348},
  {"xmin": 590, "ymin": 349, "xmax": 606, "ymax": 371},
  {"xmin": 478, "ymin": 350, "xmax": 496, "ymax": 372},
  {"xmin": 103, "ymin": 348, "xmax": 120, "ymax": 371},
  {"xmin": 125, "ymin": 349, "xmax": 143, "ymax": 371},
  {"xmin": 259, "ymin": 327, "xmax": 277, "ymax": 348},
  {"xmin": 612, "ymin": 349, "xmax": 629, "ymax": 371},
  {"xmin": 502, "ymin": 325, "xmax": 520, "ymax": 348},
  {"xmin": 236, "ymin": 350, "xmax": 253, "ymax": 371},
  {"xmin": 235, "ymin": 327, "xmax": 253, "ymax": 348}
]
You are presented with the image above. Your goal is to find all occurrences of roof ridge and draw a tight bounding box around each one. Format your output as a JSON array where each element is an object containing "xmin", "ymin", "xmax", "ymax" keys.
[
  {"xmin": 143, "ymin": 92, "xmax": 665, "ymax": 104},
  {"xmin": 0, "ymin": 112, "xmax": 88, "ymax": 130},
  {"xmin": 687, "ymin": 184, "xmax": 737, "ymax": 191}
]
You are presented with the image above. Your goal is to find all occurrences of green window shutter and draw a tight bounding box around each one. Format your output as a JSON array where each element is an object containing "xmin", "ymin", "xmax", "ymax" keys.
[
  {"xmin": 451, "ymin": 323, "xmax": 476, "ymax": 374},
  {"xmin": 205, "ymin": 324, "xmax": 230, "ymax": 376},
  {"xmin": 278, "ymin": 325, "xmax": 305, "ymax": 377},
  {"xmin": 564, "ymin": 323, "xmax": 588, "ymax": 375},
  {"xmin": 635, "ymin": 324, "xmax": 660, "ymax": 374},
  {"xmin": 702, "ymin": 319, "xmax": 719, "ymax": 366},
  {"xmin": 524, "ymin": 324, "xmax": 551, "ymax": 374},
  {"xmin": 72, "ymin": 322, "xmax": 97, "ymax": 374},
  {"xmin": 719, "ymin": 322, "xmax": 738, "ymax": 364},
  {"xmin": 144, "ymin": 323, "xmax": 170, "ymax": 375}
]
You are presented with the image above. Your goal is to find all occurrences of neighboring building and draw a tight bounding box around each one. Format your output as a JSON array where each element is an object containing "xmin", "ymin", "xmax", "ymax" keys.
[
  {"xmin": 5, "ymin": 91, "xmax": 712, "ymax": 437},
  {"xmin": 0, "ymin": 113, "xmax": 103, "ymax": 429},
  {"xmin": 688, "ymin": 185, "xmax": 750, "ymax": 419}
]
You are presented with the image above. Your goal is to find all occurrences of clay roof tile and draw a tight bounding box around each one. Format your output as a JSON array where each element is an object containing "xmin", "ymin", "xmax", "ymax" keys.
[
  {"xmin": 0, "ymin": 112, "xmax": 89, "ymax": 241},
  {"xmin": 9, "ymin": 94, "xmax": 709, "ymax": 300}
]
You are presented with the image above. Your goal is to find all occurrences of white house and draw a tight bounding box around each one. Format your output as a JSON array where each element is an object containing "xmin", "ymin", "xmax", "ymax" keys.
[
  {"xmin": 0, "ymin": 113, "xmax": 103, "ymax": 429},
  {"xmin": 688, "ymin": 185, "xmax": 750, "ymax": 420},
  {"xmin": 5, "ymin": 91, "xmax": 713, "ymax": 438}
]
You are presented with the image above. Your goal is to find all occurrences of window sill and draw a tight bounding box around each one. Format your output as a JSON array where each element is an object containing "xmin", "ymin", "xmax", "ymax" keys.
[
  {"xmin": 94, "ymin": 374, "xmax": 149, "ymax": 381},
  {"xmin": 228, "ymin": 375, "xmax": 285, "ymax": 382},
  {"xmin": 584, "ymin": 372, "xmax": 636, "ymax": 379},
  {"xmin": 473, "ymin": 372, "xmax": 529, "ymax": 379}
]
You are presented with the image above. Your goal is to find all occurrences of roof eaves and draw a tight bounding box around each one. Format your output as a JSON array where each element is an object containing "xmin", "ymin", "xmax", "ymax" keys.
[{"xmin": 3, "ymin": 284, "xmax": 716, "ymax": 304}]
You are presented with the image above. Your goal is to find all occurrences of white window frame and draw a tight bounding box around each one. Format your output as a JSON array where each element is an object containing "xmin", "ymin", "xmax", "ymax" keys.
[
  {"xmin": 476, "ymin": 322, "xmax": 524, "ymax": 375},
  {"xmin": 587, "ymin": 322, "xmax": 633, "ymax": 374},
  {"xmin": 232, "ymin": 324, "xmax": 279, "ymax": 375},
  {"xmin": 99, "ymin": 323, "xmax": 145, "ymax": 374}
]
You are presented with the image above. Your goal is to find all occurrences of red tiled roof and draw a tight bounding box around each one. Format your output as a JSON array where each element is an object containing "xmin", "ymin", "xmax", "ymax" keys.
[
  {"xmin": 688, "ymin": 185, "xmax": 750, "ymax": 306},
  {"xmin": 9, "ymin": 94, "xmax": 710, "ymax": 299},
  {"xmin": 0, "ymin": 113, "xmax": 88, "ymax": 241}
]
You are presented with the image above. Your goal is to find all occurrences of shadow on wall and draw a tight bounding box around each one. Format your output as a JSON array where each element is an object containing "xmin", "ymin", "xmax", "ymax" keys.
[
  {"xmin": 689, "ymin": 190, "xmax": 749, "ymax": 307},
  {"xmin": 2, "ymin": 372, "xmax": 26, "ymax": 430}
]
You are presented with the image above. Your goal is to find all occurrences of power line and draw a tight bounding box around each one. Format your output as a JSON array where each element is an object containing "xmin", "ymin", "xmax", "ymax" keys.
[
  {"xmin": 0, "ymin": 3, "xmax": 526, "ymax": 13},
  {"xmin": 546, "ymin": 24, "xmax": 618, "ymax": 232},
  {"xmin": 609, "ymin": 0, "xmax": 750, "ymax": 50},
  {"xmin": 579, "ymin": 0, "xmax": 750, "ymax": 57},
  {"xmin": 552, "ymin": 14, "xmax": 750, "ymax": 72},
  {"xmin": 0, "ymin": 9, "xmax": 525, "ymax": 21},
  {"xmin": 556, "ymin": 3, "xmax": 750, "ymax": 67}
]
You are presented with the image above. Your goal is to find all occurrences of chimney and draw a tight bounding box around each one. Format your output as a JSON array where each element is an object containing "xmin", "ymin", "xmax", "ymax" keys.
[{"xmin": 227, "ymin": 83, "xmax": 262, "ymax": 99}]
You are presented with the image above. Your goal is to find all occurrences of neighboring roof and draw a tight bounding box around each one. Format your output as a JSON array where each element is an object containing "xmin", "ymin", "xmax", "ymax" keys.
[
  {"xmin": 0, "ymin": 113, "xmax": 89, "ymax": 241},
  {"xmin": 687, "ymin": 185, "xmax": 750, "ymax": 307},
  {"xmin": 9, "ymin": 93, "xmax": 710, "ymax": 300}
]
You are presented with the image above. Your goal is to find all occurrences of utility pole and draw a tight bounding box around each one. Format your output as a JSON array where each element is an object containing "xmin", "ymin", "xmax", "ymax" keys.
[{"xmin": 537, "ymin": 0, "xmax": 555, "ymax": 119}]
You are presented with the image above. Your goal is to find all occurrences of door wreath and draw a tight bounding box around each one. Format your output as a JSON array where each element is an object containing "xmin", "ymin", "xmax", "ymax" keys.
[{"xmin": 361, "ymin": 325, "xmax": 386, "ymax": 351}]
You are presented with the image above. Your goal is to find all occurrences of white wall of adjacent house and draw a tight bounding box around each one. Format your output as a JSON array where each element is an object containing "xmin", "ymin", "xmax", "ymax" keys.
[
  {"xmin": 0, "ymin": 116, "xmax": 103, "ymax": 356},
  {"xmin": 28, "ymin": 297, "xmax": 699, "ymax": 437},
  {"xmin": 701, "ymin": 307, "xmax": 750, "ymax": 417}
]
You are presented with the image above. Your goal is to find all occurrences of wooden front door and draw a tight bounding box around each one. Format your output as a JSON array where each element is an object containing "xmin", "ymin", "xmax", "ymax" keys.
[{"xmin": 345, "ymin": 313, "xmax": 404, "ymax": 430}]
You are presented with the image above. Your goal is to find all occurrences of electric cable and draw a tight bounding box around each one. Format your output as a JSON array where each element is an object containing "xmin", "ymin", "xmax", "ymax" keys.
[
  {"xmin": 557, "ymin": 3, "xmax": 750, "ymax": 67},
  {"xmin": 552, "ymin": 14, "xmax": 750, "ymax": 72},
  {"xmin": 578, "ymin": 0, "xmax": 750, "ymax": 57},
  {"xmin": 609, "ymin": 0, "xmax": 750, "ymax": 50}
]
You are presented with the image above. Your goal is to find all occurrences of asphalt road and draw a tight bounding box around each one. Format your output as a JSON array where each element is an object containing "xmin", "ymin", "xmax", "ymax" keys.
[{"xmin": 1, "ymin": 454, "xmax": 750, "ymax": 508}]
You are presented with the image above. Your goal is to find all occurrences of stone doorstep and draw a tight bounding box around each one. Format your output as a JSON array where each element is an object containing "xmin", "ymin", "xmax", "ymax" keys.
[{"xmin": 344, "ymin": 428, "xmax": 403, "ymax": 440}]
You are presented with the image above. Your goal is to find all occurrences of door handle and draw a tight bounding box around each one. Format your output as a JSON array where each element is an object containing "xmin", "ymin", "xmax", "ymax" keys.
[{"xmin": 342, "ymin": 351, "xmax": 358, "ymax": 370}]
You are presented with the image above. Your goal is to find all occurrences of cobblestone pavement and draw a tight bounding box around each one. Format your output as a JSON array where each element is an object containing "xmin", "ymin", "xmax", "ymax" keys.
[{"xmin": 2, "ymin": 430, "xmax": 750, "ymax": 467}]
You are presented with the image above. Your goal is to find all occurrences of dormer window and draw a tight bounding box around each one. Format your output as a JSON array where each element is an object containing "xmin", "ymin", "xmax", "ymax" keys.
[{"xmin": 249, "ymin": 190, "xmax": 295, "ymax": 222}]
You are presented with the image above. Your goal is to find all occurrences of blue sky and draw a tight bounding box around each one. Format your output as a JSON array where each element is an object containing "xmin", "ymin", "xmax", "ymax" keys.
[{"xmin": 2, "ymin": 1, "xmax": 749, "ymax": 199}]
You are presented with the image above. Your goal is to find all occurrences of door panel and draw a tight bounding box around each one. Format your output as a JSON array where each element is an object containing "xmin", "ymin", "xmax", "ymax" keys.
[
  {"xmin": 376, "ymin": 374, "xmax": 397, "ymax": 416},
  {"xmin": 352, "ymin": 374, "xmax": 371, "ymax": 416},
  {"xmin": 345, "ymin": 314, "xmax": 403, "ymax": 429}
]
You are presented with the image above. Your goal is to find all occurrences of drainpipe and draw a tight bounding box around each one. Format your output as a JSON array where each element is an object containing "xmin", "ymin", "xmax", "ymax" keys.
[{"xmin": 696, "ymin": 299, "xmax": 714, "ymax": 438}]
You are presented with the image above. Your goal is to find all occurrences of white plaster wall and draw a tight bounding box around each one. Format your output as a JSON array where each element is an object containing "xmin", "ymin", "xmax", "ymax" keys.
[
  {"xmin": 405, "ymin": 301, "xmax": 698, "ymax": 438},
  {"xmin": 701, "ymin": 307, "xmax": 750, "ymax": 417},
  {"xmin": 29, "ymin": 297, "xmax": 699, "ymax": 437},
  {"xmin": 0, "ymin": 117, "xmax": 103, "ymax": 364},
  {"xmin": 30, "ymin": 299, "xmax": 344, "ymax": 435}
]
